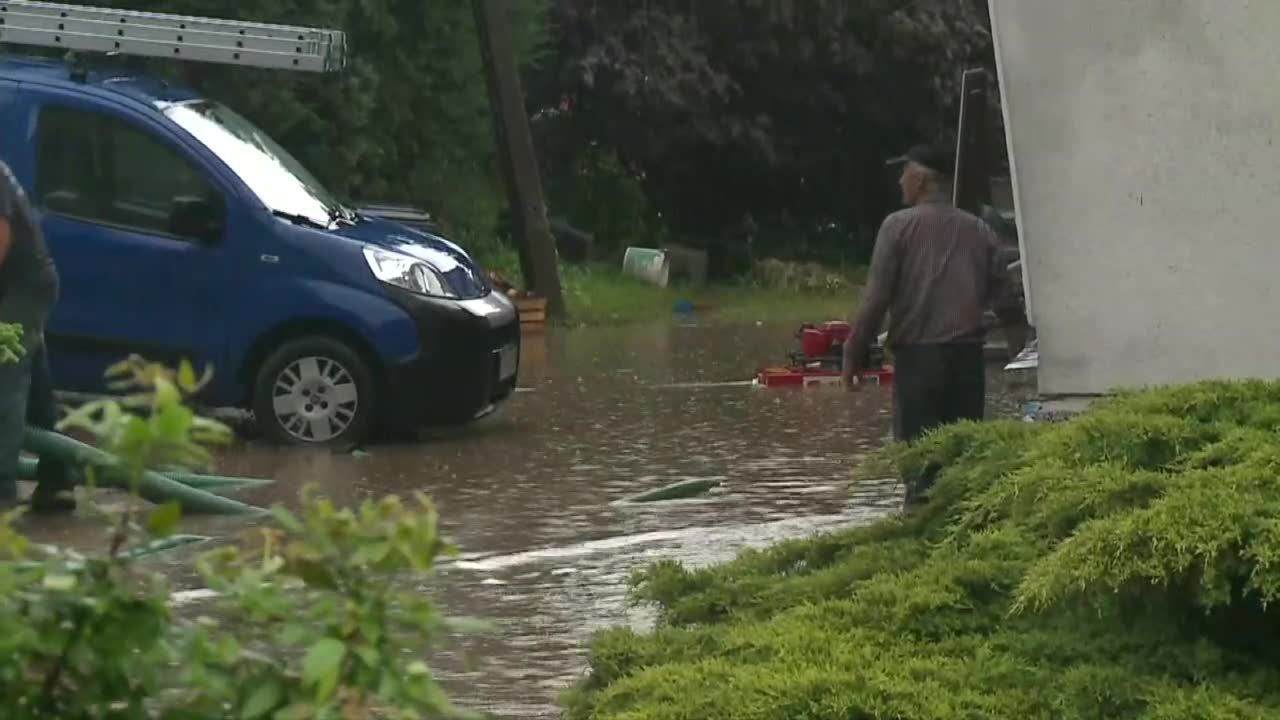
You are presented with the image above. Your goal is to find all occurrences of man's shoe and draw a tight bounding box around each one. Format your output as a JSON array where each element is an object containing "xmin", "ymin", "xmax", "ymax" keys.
[
  {"xmin": 28, "ymin": 490, "xmax": 76, "ymax": 516},
  {"xmin": 903, "ymin": 492, "xmax": 930, "ymax": 511}
]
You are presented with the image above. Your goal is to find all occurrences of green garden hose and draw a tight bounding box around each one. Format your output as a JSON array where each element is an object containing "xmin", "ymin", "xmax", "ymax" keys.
[
  {"xmin": 22, "ymin": 428, "xmax": 266, "ymax": 516},
  {"xmin": 621, "ymin": 478, "xmax": 721, "ymax": 504},
  {"xmin": 122, "ymin": 534, "xmax": 213, "ymax": 560},
  {"xmin": 163, "ymin": 472, "xmax": 272, "ymax": 490},
  {"xmin": 18, "ymin": 456, "xmax": 271, "ymax": 492}
]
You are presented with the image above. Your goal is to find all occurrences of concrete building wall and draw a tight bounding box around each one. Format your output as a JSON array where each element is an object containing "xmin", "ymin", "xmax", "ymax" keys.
[{"xmin": 989, "ymin": 1, "xmax": 1280, "ymax": 395}]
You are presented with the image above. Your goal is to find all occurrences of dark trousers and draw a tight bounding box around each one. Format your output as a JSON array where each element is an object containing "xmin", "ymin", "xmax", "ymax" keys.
[
  {"xmin": 27, "ymin": 342, "xmax": 58, "ymax": 429},
  {"xmin": 891, "ymin": 343, "xmax": 985, "ymax": 503},
  {"xmin": 28, "ymin": 344, "xmax": 71, "ymax": 493},
  {"xmin": 892, "ymin": 343, "xmax": 986, "ymax": 443},
  {"xmin": 0, "ymin": 342, "xmax": 70, "ymax": 503}
]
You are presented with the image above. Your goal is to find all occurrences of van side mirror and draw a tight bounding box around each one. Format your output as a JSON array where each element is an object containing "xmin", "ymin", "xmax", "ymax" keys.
[{"xmin": 170, "ymin": 195, "xmax": 225, "ymax": 243}]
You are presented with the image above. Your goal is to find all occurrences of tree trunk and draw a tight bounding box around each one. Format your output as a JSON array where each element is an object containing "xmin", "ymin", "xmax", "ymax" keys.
[{"xmin": 473, "ymin": 0, "xmax": 566, "ymax": 318}]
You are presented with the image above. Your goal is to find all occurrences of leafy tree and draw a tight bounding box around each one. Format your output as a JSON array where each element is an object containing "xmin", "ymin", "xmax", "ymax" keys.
[
  {"xmin": 85, "ymin": 0, "xmax": 549, "ymax": 245},
  {"xmin": 8, "ymin": 0, "xmax": 1001, "ymax": 271},
  {"xmin": 530, "ymin": 0, "xmax": 995, "ymax": 265}
]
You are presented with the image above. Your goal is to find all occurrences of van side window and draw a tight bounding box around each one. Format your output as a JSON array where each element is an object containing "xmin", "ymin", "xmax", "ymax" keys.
[{"xmin": 35, "ymin": 104, "xmax": 223, "ymax": 242}]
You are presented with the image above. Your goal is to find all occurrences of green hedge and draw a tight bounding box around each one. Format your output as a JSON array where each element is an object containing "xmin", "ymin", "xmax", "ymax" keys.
[{"xmin": 565, "ymin": 380, "xmax": 1280, "ymax": 719}]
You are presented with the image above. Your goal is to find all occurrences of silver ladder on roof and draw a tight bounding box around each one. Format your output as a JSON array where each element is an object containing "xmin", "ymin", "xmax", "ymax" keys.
[{"xmin": 0, "ymin": 0, "xmax": 346, "ymax": 72}]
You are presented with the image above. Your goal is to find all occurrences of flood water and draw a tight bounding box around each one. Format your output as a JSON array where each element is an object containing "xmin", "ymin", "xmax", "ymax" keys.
[{"xmin": 19, "ymin": 321, "xmax": 1028, "ymax": 718}]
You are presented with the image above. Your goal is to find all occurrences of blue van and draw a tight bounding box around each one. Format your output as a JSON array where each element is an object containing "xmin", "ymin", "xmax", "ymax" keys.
[{"xmin": 0, "ymin": 56, "xmax": 521, "ymax": 447}]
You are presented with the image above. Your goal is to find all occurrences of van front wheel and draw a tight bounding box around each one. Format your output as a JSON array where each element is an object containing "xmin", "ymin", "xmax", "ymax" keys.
[{"xmin": 251, "ymin": 336, "xmax": 376, "ymax": 449}]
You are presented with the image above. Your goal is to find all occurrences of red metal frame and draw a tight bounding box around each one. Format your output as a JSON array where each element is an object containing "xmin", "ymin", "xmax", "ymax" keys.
[
  {"xmin": 755, "ymin": 366, "xmax": 894, "ymax": 388},
  {"xmin": 754, "ymin": 321, "xmax": 895, "ymax": 389}
]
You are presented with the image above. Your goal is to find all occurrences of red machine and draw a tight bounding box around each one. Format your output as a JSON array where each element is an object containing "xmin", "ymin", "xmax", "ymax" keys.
[{"xmin": 755, "ymin": 321, "xmax": 894, "ymax": 388}]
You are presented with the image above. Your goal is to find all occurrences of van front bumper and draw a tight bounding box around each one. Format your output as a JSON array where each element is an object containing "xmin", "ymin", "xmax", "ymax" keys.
[{"xmin": 379, "ymin": 288, "xmax": 520, "ymax": 427}]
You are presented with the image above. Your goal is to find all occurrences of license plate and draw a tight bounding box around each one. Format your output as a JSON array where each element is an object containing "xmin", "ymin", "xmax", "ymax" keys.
[{"xmin": 498, "ymin": 345, "xmax": 518, "ymax": 380}]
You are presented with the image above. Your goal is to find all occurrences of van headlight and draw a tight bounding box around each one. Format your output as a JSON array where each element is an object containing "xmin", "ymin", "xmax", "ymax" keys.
[{"xmin": 362, "ymin": 246, "xmax": 457, "ymax": 299}]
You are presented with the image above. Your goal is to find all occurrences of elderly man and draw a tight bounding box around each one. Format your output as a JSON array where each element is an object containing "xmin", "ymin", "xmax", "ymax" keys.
[
  {"xmin": 842, "ymin": 140, "xmax": 1012, "ymax": 457},
  {"xmin": 0, "ymin": 159, "xmax": 74, "ymax": 514}
]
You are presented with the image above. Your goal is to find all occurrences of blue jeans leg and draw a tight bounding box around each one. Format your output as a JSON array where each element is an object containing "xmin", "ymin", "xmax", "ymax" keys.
[{"xmin": 0, "ymin": 351, "xmax": 34, "ymax": 505}]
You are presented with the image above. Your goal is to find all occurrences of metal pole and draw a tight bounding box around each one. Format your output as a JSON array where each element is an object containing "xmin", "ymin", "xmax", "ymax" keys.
[{"xmin": 953, "ymin": 67, "xmax": 992, "ymax": 214}]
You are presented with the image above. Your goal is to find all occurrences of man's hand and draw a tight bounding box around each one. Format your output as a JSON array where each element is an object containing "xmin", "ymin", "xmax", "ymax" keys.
[
  {"xmin": 0, "ymin": 217, "xmax": 12, "ymax": 267},
  {"xmin": 841, "ymin": 337, "xmax": 861, "ymax": 391},
  {"xmin": 841, "ymin": 371, "xmax": 860, "ymax": 391},
  {"xmin": 840, "ymin": 350, "xmax": 860, "ymax": 391}
]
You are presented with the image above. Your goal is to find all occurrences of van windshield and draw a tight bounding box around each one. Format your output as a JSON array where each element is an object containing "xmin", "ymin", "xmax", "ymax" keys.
[{"xmin": 162, "ymin": 99, "xmax": 343, "ymax": 227}]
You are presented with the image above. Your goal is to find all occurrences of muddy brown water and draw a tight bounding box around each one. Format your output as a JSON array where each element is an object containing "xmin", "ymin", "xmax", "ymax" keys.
[{"xmin": 17, "ymin": 321, "xmax": 1029, "ymax": 718}]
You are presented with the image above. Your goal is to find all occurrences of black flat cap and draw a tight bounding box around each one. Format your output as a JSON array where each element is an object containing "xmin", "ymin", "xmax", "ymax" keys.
[{"xmin": 886, "ymin": 140, "xmax": 956, "ymax": 177}]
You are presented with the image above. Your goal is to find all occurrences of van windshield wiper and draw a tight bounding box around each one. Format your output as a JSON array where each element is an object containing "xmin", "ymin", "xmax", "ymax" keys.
[
  {"xmin": 272, "ymin": 209, "xmax": 333, "ymax": 230},
  {"xmin": 328, "ymin": 204, "xmax": 358, "ymax": 226}
]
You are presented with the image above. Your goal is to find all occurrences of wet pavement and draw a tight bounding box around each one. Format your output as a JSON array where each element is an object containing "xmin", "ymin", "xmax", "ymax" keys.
[{"xmin": 16, "ymin": 321, "xmax": 1029, "ymax": 718}]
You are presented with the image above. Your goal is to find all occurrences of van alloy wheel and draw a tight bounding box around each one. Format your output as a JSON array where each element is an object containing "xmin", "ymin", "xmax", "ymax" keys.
[
  {"xmin": 252, "ymin": 336, "xmax": 376, "ymax": 448},
  {"xmin": 271, "ymin": 356, "xmax": 359, "ymax": 443}
]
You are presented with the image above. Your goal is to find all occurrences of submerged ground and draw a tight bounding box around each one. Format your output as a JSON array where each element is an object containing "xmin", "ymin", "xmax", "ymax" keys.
[{"xmin": 17, "ymin": 320, "xmax": 1029, "ymax": 717}]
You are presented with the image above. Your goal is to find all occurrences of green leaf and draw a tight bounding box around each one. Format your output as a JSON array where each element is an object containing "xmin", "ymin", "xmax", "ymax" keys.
[
  {"xmin": 153, "ymin": 375, "xmax": 182, "ymax": 410},
  {"xmin": 177, "ymin": 359, "xmax": 198, "ymax": 393},
  {"xmin": 241, "ymin": 680, "xmax": 282, "ymax": 719},
  {"xmin": 279, "ymin": 624, "xmax": 313, "ymax": 647},
  {"xmin": 104, "ymin": 355, "xmax": 136, "ymax": 379},
  {"xmin": 290, "ymin": 558, "xmax": 338, "ymax": 590},
  {"xmin": 42, "ymin": 574, "xmax": 77, "ymax": 591},
  {"xmin": 191, "ymin": 416, "xmax": 234, "ymax": 446},
  {"xmin": 151, "ymin": 400, "xmax": 194, "ymax": 447},
  {"xmin": 353, "ymin": 643, "xmax": 379, "ymax": 668},
  {"xmin": 146, "ymin": 502, "xmax": 183, "ymax": 538},
  {"xmin": 271, "ymin": 507, "xmax": 305, "ymax": 534},
  {"xmin": 301, "ymin": 637, "xmax": 346, "ymax": 701},
  {"xmin": 351, "ymin": 541, "xmax": 393, "ymax": 567},
  {"xmin": 272, "ymin": 703, "xmax": 316, "ymax": 720}
]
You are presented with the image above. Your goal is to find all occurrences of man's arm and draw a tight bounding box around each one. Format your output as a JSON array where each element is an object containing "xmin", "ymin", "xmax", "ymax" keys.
[
  {"xmin": 0, "ymin": 219, "xmax": 11, "ymax": 268},
  {"xmin": 979, "ymin": 219, "xmax": 1023, "ymax": 328},
  {"xmin": 0, "ymin": 180, "xmax": 13, "ymax": 267},
  {"xmin": 843, "ymin": 216, "xmax": 901, "ymax": 379}
]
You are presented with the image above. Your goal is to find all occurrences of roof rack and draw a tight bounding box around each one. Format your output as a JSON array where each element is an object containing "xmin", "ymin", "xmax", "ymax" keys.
[{"xmin": 0, "ymin": 1, "xmax": 346, "ymax": 72}]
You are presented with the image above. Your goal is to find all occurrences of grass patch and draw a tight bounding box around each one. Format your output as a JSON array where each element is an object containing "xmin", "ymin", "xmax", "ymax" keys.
[
  {"xmin": 561, "ymin": 264, "xmax": 858, "ymax": 327},
  {"xmin": 472, "ymin": 244, "xmax": 860, "ymax": 327},
  {"xmin": 564, "ymin": 380, "xmax": 1280, "ymax": 719}
]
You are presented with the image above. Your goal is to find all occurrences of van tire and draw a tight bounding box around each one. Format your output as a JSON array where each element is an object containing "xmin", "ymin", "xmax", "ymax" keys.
[{"xmin": 251, "ymin": 336, "xmax": 375, "ymax": 449}]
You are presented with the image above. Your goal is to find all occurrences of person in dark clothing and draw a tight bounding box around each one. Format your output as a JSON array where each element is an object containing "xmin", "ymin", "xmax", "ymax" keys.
[
  {"xmin": 0, "ymin": 159, "xmax": 75, "ymax": 513},
  {"xmin": 842, "ymin": 141, "xmax": 1014, "ymax": 502}
]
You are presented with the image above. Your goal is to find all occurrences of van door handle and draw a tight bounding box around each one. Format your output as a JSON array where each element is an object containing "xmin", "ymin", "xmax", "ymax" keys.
[{"xmin": 260, "ymin": 254, "xmax": 280, "ymax": 264}]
